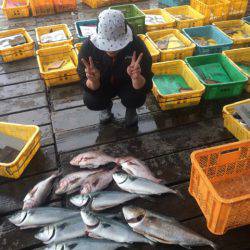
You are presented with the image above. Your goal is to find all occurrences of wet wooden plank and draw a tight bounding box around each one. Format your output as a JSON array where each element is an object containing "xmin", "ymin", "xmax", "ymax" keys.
[
  {"xmin": 40, "ymin": 124, "xmax": 54, "ymax": 147},
  {"xmin": 52, "ymin": 99, "xmax": 149, "ymax": 134},
  {"xmin": 0, "ymin": 107, "xmax": 51, "ymax": 126},
  {"xmin": 0, "ymin": 171, "xmax": 61, "ymax": 216},
  {"xmin": 0, "ymin": 93, "xmax": 48, "ymax": 116},
  {"xmin": 0, "ymin": 80, "xmax": 45, "ymax": 100},
  {"xmin": 49, "ymin": 83, "xmax": 83, "ymax": 111},
  {"xmin": 0, "ymin": 57, "xmax": 38, "ymax": 74},
  {"xmin": 58, "ymin": 115, "xmax": 232, "ymax": 154},
  {"xmin": 0, "ymin": 145, "xmax": 57, "ymax": 185},
  {"xmin": 0, "ymin": 69, "xmax": 40, "ymax": 87}
]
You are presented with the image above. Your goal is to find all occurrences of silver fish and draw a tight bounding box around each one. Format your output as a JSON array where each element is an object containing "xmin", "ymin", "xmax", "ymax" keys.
[
  {"xmin": 35, "ymin": 214, "xmax": 86, "ymax": 244},
  {"xmin": 23, "ymin": 171, "xmax": 60, "ymax": 210},
  {"xmin": 55, "ymin": 169, "xmax": 102, "ymax": 195},
  {"xmin": 70, "ymin": 191, "xmax": 141, "ymax": 211},
  {"xmin": 113, "ymin": 172, "xmax": 181, "ymax": 197},
  {"xmin": 8, "ymin": 207, "xmax": 79, "ymax": 229},
  {"xmin": 80, "ymin": 209, "xmax": 152, "ymax": 244},
  {"xmin": 70, "ymin": 151, "xmax": 117, "ymax": 168},
  {"xmin": 45, "ymin": 238, "xmax": 128, "ymax": 250},
  {"xmin": 36, "ymin": 213, "xmax": 122, "ymax": 244},
  {"xmin": 117, "ymin": 156, "xmax": 162, "ymax": 183},
  {"xmin": 80, "ymin": 167, "xmax": 118, "ymax": 194},
  {"xmin": 123, "ymin": 206, "xmax": 217, "ymax": 250}
]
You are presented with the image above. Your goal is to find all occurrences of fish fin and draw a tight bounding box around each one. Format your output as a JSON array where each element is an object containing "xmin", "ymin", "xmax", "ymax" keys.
[
  {"xmin": 179, "ymin": 244, "xmax": 192, "ymax": 249},
  {"xmin": 143, "ymin": 234, "xmax": 160, "ymax": 244},
  {"xmin": 102, "ymin": 223, "xmax": 111, "ymax": 228},
  {"xmin": 139, "ymin": 195, "xmax": 155, "ymax": 202},
  {"xmin": 157, "ymin": 179, "xmax": 167, "ymax": 185},
  {"xmin": 67, "ymin": 243, "xmax": 78, "ymax": 249}
]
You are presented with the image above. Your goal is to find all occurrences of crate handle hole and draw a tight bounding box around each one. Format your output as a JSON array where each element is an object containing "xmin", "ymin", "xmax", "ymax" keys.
[{"xmin": 221, "ymin": 148, "xmax": 239, "ymax": 155}]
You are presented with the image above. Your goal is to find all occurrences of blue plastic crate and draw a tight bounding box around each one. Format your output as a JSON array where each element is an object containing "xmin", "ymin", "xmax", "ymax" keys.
[
  {"xmin": 158, "ymin": 0, "xmax": 189, "ymax": 7},
  {"xmin": 182, "ymin": 25, "xmax": 233, "ymax": 55},
  {"xmin": 75, "ymin": 19, "xmax": 97, "ymax": 42},
  {"xmin": 243, "ymin": 16, "xmax": 250, "ymax": 24}
]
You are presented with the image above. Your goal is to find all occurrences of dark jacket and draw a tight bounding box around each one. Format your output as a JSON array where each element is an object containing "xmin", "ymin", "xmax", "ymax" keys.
[{"xmin": 77, "ymin": 35, "xmax": 153, "ymax": 94}]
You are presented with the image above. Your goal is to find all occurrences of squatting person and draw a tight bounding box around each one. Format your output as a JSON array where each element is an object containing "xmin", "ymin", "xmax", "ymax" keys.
[{"xmin": 77, "ymin": 9, "xmax": 153, "ymax": 127}]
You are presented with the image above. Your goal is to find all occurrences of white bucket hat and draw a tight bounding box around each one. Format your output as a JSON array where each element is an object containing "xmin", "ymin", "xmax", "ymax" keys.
[{"xmin": 90, "ymin": 9, "xmax": 133, "ymax": 52}]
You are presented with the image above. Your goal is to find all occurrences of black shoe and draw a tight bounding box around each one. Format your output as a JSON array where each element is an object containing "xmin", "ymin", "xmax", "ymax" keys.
[
  {"xmin": 99, "ymin": 104, "xmax": 113, "ymax": 124},
  {"xmin": 125, "ymin": 108, "xmax": 138, "ymax": 128}
]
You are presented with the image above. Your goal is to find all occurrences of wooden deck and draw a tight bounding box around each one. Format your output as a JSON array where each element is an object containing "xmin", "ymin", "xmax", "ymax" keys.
[{"xmin": 0, "ymin": 1, "xmax": 249, "ymax": 249}]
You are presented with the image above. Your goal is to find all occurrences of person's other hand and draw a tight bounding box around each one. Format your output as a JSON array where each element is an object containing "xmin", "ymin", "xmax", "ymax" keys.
[
  {"xmin": 127, "ymin": 51, "xmax": 143, "ymax": 81},
  {"xmin": 82, "ymin": 57, "xmax": 100, "ymax": 86}
]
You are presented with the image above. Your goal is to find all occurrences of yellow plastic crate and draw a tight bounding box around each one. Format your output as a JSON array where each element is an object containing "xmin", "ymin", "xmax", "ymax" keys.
[
  {"xmin": 30, "ymin": 0, "xmax": 55, "ymax": 16},
  {"xmin": 0, "ymin": 122, "xmax": 40, "ymax": 179},
  {"xmin": 37, "ymin": 44, "xmax": 80, "ymax": 87},
  {"xmin": 151, "ymin": 60, "xmax": 205, "ymax": 110},
  {"xmin": 81, "ymin": 0, "xmax": 112, "ymax": 8},
  {"xmin": 2, "ymin": 0, "xmax": 30, "ymax": 19},
  {"xmin": 228, "ymin": 0, "xmax": 248, "ymax": 19},
  {"xmin": 223, "ymin": 48, "xmax": 250, "ymax": 92},
  {"xmin": 74, "ymin": 42, "xmax": 82, "ymax": 54},
  {"xmin": 213, "ymin": 20, "xmax": 250, "ymax": 49},
  {"xmin": 142, "ymin": 8, "xmax": 175, "ymax": 31},
  {"xmin": 0, "ymin": 28, "xmax": 35, "ymax": 63},
  {"xmin": 138, "ymin": 34, "xmax": 159, "ymax": 63},
  {"xmin": 146, "ymin": 29, "xmax": 196, "ymax": 61},
  {"xmin": 190, "ymin": 0, "xmax": 230, "ymax": 24},
  {"xmin": 36, "ymin": 24, "xmax": 73, "ymax": 49},
  {"xmin": 165, "ymin": 5, "xmax": 205, "ymax": 29},
  {"xmin": 223, "ymin": 99, "xmax": 250, "ymax": 140}
]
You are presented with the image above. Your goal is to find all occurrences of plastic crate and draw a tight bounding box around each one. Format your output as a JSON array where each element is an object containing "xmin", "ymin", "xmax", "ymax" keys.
[
  {"xmin": 36, "ymin": 44, "xmax": 80, "ymax": 87},
  {"xmin": 189, "ymin": 140, "xmax": 250, "ymax": 235},
  {"xmin": 142, "ymin": 8, "xmax": 175, "ymax": 31},
  {"xmin": 81, "ymin": 0, "xmax": 112, "ymax": 8},
  {"xmin": 74, "ymin": 43, "xmax": 82, "ymax": 54},
  {"xmin": 75, "ymin": 19, "xmax": 97, "ymax": 42},
  {"xmin": 110, "ymin": 4, "xmax": 146, "ymax": 34},
  {"xmin": 190, "ymin": 0, "xmax": 229, "ymax": 24},
  {"xmin": 36, "ymin": 24, "xmax": 73, "ymax": 49},
  {"xmin": 158, "ymin": 0, "xmax": 190, "ymax": 6},
  {"xmin": 165, "ymin": 5, "xmax": 204, "ymax": 29},
  {"xmin": 185, "ymin": 54, "xmax": 248, "ymax": 100},
  {"xmin": 146, "ymin": 29, "xmax": 196, "ymax": 61},
  {"xmin": 30, "ymin": 0, "xmax": 55, "ymax": 16},
  {"xmin": 223, "ymin": 99, "xmax": 250, "ymax": 140},
  {"xmin": 223, "ymin": 48, "xmax": 250, "ymax": 93},
  {"xmin": 138, "ymin": 34, "xmax": 160, "ymax": 63},
  {"xmin": 0, "ymin": 122, "xmax": 40, "ymax": 179},
  {"xmin": 53, "ymin": 0, "xmax": 77, "ymax": 13},
  {"xmin": 228, "ymin": 0, "xmax": 248, "ymax": 19},
  {"xmin": 243, "ymin": 16, "xmax": 250, "ymax": 24},
  {"xmin": 213, "ymin": 20, "xmax": 250, "ymax": 49},
  {"xmin": 182, "ymin": 25, "xmax": 233, "ymax": 55},
  {"xmin": 152, "ymin": 60, "xmax": 205, "ymax": 110},
  {"xmin": 0, "ymin": 28, "xmax": 35, "ymax": 63},
  {"xmin": 2, "ymin": 0, "xmax": 30, "ymax": 19}
]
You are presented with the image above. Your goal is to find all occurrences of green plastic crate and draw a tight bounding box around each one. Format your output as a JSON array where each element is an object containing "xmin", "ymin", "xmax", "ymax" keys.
[
  {"xmin": 185, "ymin": 54, "xmax": 248, "ymax": 100},
  {"xmin": 110, "ymin": 4, "xmax": 145, "ymax": 34}
]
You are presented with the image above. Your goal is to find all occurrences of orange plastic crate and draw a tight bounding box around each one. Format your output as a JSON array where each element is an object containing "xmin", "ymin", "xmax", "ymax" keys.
[
  {"xmin": 53, "ymin": 0, "xmax": 77, "ymax": 13},
  {"xmin": 30, "ymin": 0, "xmax": 55, "ymax": 16},
  {"xmin": 189, "ymin": 140, "xmax": 250, "ymax": 235}
]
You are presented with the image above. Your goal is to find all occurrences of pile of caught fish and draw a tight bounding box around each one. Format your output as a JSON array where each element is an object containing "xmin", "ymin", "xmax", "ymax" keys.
[{"xmin": 8, "ymin": 151, "xmax": 217, "ymax": 250}]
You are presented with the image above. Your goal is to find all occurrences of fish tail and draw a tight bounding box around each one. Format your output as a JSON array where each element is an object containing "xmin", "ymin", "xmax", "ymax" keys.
[
  {"xmin": 209, "ymin": 241, "xmax": 218, "ymax": 250},
  {"xmin": 52, "ymin": 169, "xmax": 63, "ymax": 178},
  {"xmin": 174, "ymin": 189, "xmax": 185, "ymax": 200}
]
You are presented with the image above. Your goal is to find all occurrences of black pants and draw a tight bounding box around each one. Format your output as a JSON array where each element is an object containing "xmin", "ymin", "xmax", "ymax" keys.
[{"xmin": 83, "ymin": 82, "xmax": 147, "ymax": 111}]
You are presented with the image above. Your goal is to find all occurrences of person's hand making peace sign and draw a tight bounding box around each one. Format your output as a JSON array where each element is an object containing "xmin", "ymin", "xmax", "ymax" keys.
[
  {"xmin": 127, "ymin": 51, "xmax": 143, "ymax": 81},
  {"xmin": 82, "ymin": 57, "xmax": 101, "ymax": 90}
]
